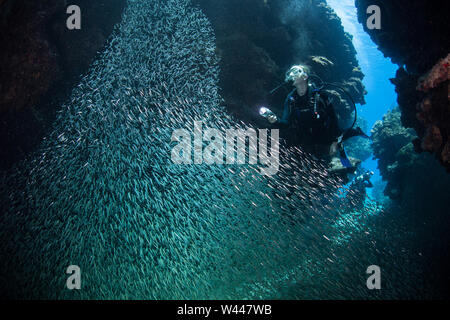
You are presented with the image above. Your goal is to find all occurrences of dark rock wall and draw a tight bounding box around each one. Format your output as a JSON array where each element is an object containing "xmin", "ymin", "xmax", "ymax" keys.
[
  {"xmin": 372, "ymin": 107, "xmax": 450, "ymax": 210},
  {"xmin": 355, "ymin": 0, "xmax": 450, "ymax": 171},
  {"xmin": 356, "ymin": 0, "xmax": 450, "ymax": 297},
  {"xmin": 0, "ymin": 0, "xmax": 126, "ymax": 170},
  {"xmin": 355, "ymin": 0, "xmax": 449, "ymax": 74},
  {"xmin": 194, "ymin": 0, "xmax": 366, "ymax": 131},
  {"xmin": 371, "ymin": 108, "xmax": 450, "ymax": 297}
]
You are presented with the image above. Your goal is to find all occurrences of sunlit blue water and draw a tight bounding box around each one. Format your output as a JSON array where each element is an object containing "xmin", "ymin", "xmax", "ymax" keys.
[{"xmin": 327, "ymin": 0, "xmax": 398, "ymax": 186}]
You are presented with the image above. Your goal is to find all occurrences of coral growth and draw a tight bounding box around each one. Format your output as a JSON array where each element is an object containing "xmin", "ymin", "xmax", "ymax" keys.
[
  {"xmin": 371, "ymin": 108, "xmax": 416, "ymax": 196},
  {"xmin": 417, "ymin": 54, "xmax": 450, "ymax": 92},
  {"xmin": 371, "ymin": 108, "xmax": 450, "ymax": 210},
  {"xmin": 414, "ymin": 54, "xmax": 450, "ymax": 168}
]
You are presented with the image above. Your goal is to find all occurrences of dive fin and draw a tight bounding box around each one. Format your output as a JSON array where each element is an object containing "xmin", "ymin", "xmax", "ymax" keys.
[
  {"xmin": 358, "ymin": 127, "xmax": 370, "ymax": 139},
  {"xmin": 339, "ymin": 146, "xmax": 352, "ymax": 168},
  {"xmin": 343, "ymin": 127, "xmax": 370, "ymax": 140}
]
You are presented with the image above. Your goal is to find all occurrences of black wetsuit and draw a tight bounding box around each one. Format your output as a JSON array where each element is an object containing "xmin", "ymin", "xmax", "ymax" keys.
[
  {"xmin": 277, "ymin": 86, "xmax": 367, "ymax": 154},
  {"xmin": 278, "ymin": 87, "xmax": 340, "ymax": 150}
]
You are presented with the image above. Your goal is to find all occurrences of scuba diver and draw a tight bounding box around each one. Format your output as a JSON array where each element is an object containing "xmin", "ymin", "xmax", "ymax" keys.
[
  {"xmin": 346, "ymin": 170, "xmax": 374, "ymax": 207},
  {"xmin": 260, "ymin": 64, "xmax": 369, "ymax": 173}
]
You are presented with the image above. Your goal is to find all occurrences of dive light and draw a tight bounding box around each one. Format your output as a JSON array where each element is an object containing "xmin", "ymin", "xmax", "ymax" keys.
[{"xmin": 259, "ymin": 107, "xmax": 277, "ymax": 123}]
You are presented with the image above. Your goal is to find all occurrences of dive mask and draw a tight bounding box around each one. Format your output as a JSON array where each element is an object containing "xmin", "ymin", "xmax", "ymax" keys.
[{"xmin": 285, "ymin": 65, "xmax": 307, "ymax": 83}]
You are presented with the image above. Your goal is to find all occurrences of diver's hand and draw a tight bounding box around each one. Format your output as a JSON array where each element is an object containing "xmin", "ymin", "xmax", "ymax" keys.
[
  {"xmin": 259, "ymin": 107, "xmax": 277, "ymax": 123},
  {"xmin": 267, "ymin": 114, "xmax": 278, "ymax": 124}
]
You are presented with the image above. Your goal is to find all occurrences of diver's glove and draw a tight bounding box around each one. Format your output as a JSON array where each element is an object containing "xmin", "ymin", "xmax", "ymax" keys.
[{"xmin": 259, "ymin": 107, "xmax": 278, "ymax": 124}]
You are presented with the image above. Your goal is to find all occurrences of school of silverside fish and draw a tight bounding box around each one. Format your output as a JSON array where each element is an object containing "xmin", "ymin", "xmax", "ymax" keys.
[{"xmin": 0, "ymin": 0, "xmax": 420, "ymax": 299}]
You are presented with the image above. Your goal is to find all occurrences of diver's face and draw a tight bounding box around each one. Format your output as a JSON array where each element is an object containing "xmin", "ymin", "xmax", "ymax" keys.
[{"xmin": 294, "ymin": 74, "xmax": 308, "ymax": 86}]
